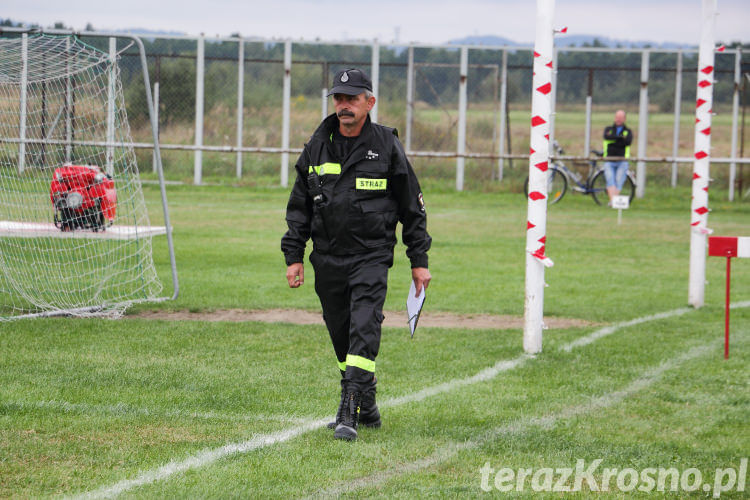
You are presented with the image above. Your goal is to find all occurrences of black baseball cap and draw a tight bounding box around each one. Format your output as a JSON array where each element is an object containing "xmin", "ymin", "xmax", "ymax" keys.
[{"xmin": 327, "ymin": 68, "xmax": 373, "ymax": 96}]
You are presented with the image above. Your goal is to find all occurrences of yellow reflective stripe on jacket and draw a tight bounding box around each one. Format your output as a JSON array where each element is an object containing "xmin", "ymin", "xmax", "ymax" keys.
[
  {"xmin": 308, "ymin": 162, "xmax": 341, "ymax": 175},
  {"xmin": 356, "ymin": 178, "xmax": 387, "ymax": 190},
  {"xmin": 346, "ymin": 354, "xmax": 376, "ymax": 373},
  {"xmin": 602, "ymin": 140, "xmax": 630, "ymax": 158},
  {"xmin": 337, "ymin": 360, "xmax": 346, "ymax": 372}
]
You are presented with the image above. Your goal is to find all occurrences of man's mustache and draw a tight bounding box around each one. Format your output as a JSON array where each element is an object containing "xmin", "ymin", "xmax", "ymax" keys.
[{"xmin": 337, "ymin": 110, "xmax": 355, "ymax": 117}]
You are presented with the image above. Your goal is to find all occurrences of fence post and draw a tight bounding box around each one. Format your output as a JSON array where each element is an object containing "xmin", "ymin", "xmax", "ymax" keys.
[
  {"xmin": 194, "ymin": 35, "xmax": 205, "ymax": 185},
  {"xmin": 583, "ymin": 68, "xmax": 593, "ymax": 157},
  {"xmin": 321, "ymin": 61, "xmax": 329, "ymax": 120},
  {"xmin": 152, "ymin": 55, "xmax": 161, "ymax": 174},
  {"xmin": 18, "ymin": 33, "xmax": 28, "ymax": 174},
  {"xmin": 152, "ymin": 80, "xmax": 159, "ymax": 173},
  {"xmin": 548, "ymin": 48, "xmax": 558, "ymax": 146},
  {"xmin": 321, "ymin": 88, "xmax": 328, "ymax": 120},
  {"xmin": 106, "ymin": 37, "xmax": 116, "ymax": 175},
  {"xmin": 371, "ymin": 40, "xmax": 380, "ymax": 123},
  {"xmin": 281, "ymin": 40, "xmax": 292, "ymax": 188},
  {"xmin": 635, "ymin": 49, "xmax": 650, "ymax": 198},
  {"xmin": 456, "ymin": 46, "xmax": 468, "ymax": 191},
  {"xmin": 688, "ymin": 0, "xmax": 717, "ymax": 309},
  {"xmin": 236, "ymin": 39, "xmax": 245, "ymax": 179},
  {"xmin": 671, "ymin": 50, "xmax": 683, "ymax": 187},
  {"xmin": 728, "ymin": 48, "xmax": 741, "ymax": 201},
  {"xmin": 65, "ymin": 36, "xmax": 73, "ymax": 163},
  {"xmin": 498, "ymin": 49, "xmax": 508, "ymax": 181},
  {"xmin": 405, "ymin": 45, "xmax": 414, "ymax": 151}
]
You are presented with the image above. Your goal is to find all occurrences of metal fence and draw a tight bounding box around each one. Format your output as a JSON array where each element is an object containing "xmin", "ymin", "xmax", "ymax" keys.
[{"xmin": 10, "ymin": 31, "xmax": 750, "ymax": 197}]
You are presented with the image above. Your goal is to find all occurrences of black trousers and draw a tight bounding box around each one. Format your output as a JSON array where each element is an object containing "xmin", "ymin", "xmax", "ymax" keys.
[{"xmin": 309, "ymin": 248, "xmax": 393, "ymax": 390}]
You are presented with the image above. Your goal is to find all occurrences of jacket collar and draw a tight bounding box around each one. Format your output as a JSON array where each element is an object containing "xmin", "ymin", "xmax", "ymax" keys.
[
  {"xmin": 314, "ymin": 113, "xmax": 373, "ymax": 145},
  {"xmin": 314, "ymin": 113, "xmax": 374, "ymax": 171}
]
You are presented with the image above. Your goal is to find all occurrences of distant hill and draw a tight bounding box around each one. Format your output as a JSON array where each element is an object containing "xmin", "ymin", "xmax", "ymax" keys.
[
  {"xmin": 448, "ymin": 35, "xmax": 524, "ymax": 47},
  {"xmin": 123, "ymin": 28, "xmax": 187, "ymax": 37},
  {"xmin": 449, "ymin": 34, "xmax": 696, "ymax": 49}
]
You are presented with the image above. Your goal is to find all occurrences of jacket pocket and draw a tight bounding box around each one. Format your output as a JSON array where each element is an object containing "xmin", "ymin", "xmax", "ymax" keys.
[
  {"xmin": 354, "ymin": 197, "xmax": 398, "ymax": 246},
  {"xmin": 359, "ymin": 197, "xmax": 397, "ymax": 214},
  {"xmin": 355, "ymin": 159, "xmax": 388, "ymax": 174}
]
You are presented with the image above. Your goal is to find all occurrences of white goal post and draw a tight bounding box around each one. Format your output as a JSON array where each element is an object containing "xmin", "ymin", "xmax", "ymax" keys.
[{"xmin": 0, "ymin": 28, "xmax": 178, "ymax": 319}]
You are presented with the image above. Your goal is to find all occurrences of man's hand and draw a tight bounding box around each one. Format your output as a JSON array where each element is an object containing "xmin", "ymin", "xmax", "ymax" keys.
[
  {"xmin": 286, "ymin": 263, "xmax": 304, "ymax": 288},
  {"xmin": 412, "ymin": 267, "xmax": 431, "ymax": 297}
]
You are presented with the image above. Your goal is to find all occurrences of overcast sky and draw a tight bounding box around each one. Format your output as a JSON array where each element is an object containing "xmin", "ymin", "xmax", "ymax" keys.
[{"xmin": 5, "ymin": 0, "xmax": 749, "ymax": 45}]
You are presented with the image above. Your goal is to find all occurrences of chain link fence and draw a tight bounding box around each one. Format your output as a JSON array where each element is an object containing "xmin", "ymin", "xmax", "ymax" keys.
[{"xmin": 58, "ymin": 34, "xmax": 750, "ymax": 197}]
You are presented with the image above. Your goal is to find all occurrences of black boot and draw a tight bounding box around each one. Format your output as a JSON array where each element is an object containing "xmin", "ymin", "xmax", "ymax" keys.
[
  {"xmin": 327, "ymin": 378, "xmax": 346, "ymax": 430},
  {"xmin": 329, "ymin": 377, "xmax": 380, "ymax": 429},
  {"xmin": 359, "ymin": 376, "xmax": 381, "ymax": 428},
  {"xmin": 333, "ymin": 388, "xmax": 362, "ymax": 441}
]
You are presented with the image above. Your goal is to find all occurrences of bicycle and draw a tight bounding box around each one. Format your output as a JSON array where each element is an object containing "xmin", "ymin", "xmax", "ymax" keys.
[{"xmin": 523, "ymin": 140, "xmax": 636, "ymax": 205}]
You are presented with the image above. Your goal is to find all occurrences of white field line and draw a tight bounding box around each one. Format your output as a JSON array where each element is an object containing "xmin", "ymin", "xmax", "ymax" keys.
[
  {"xmin": 74, "ymin": 418, "xmax": 330, "ymax": 500},
  {"xmin": 303, "ymin": 343, "xmax": 713, "ymax": 499},
  {"xmin": 1, "ymin": 400, "xmax": 309, "ymax": 424},
  {"xmin": 74, "ymin": 302, "xmax": 750, "ymax": 499},
  {"xmin": 730, "ymin": 300, "xmax": 750, "ymax": 309},
  {"xmin": 561, "ymin": 307, "xmax": 693, "ymax": 352},
  {"xmin": 381, "ymin": 357, "xmax": 527, "ymax": 408}
]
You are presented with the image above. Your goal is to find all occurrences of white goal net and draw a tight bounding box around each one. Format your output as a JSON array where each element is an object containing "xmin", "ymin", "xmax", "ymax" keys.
[{"xmin": 0, "ymin": 32, "xmax": 166, "ymax": 319}]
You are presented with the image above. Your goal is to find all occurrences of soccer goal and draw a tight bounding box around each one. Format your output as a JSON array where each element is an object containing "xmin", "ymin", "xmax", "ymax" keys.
[{"xmin": 0, "ymin": 28, "xmax": 178, "ymax": 319}]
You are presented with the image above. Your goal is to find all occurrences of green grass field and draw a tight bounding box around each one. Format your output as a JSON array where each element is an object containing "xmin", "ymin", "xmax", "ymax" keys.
[{"xmin": 1, "ymin": 183, "xmax": 748, "ymax": 498}]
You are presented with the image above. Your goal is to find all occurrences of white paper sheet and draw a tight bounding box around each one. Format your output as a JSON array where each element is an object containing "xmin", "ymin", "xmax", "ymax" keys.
[{"xmin": 407, "ymin": 280, "xmax": 426, "ymax": 338}]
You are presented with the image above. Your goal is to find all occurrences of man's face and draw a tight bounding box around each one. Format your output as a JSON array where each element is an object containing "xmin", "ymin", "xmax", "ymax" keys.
[
  {"xmin": 614, "ymin": 111, "xmax": 626, "ymax": 126},
  {"xmin": 333, "ymin": 92, "xmax": 375, "ymax": 127}
]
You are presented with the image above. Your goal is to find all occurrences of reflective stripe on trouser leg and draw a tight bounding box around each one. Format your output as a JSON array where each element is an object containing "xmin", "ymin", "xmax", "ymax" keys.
[
  {"xmin": 310, "ymin": 251, "xmax": 351, "ymax": 373},
  {"xmin": 345, "ymin": 354, "xmax": 376, "ymax": 373},
  {"xmin": 344, "ymin": 250, "xmax": 390, "ymax": 387}
]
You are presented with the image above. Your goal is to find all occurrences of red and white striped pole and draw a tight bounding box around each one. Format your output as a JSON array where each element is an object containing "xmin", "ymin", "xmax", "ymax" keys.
[
  {"xmin": 688, "ymin": 0, "xmax": 718, "ymax": 308},
  {"xmin": 524, "ymin": 0, "xmax": 555, "ymax": 354}
]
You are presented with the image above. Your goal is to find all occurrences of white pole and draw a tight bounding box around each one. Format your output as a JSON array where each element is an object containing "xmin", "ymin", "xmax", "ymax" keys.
[
  {"xmin": 548, "ymin": 48, "xmax": 558, "ymax": 147},
  {"xmin": 236, "ymin": 40, "xmax": 245, "ymax": 179},
  {"xmin": 194, "ymin": 35, "xmax": 205, "ymax": 185},
  {"xmin": 498, "ymin": 49, "xmax": 508, "ymax": 181},
  {"xmin": 524, "ymin": 0, "xmax": 555, "ymax": 354},
  {"xmin": 583, "ymin": 69, "xmax": 593, "ymax": 157},
  {"xmin": 405, "ymin": 45, "xmax": 414, "ymax": 151},
  {"xmin": 371, "ymin": 40, "xmax": 380, "ymax": 123},
  {"xmin": 583, "ymin": 96, "xmax": 592, "ymax": 157},
  {"xmin": 688, "ymin": 0, "xmax": 717, "ymax": 309},
  {"xmin": 671, "ymin": 50, "xmax": 683, "ymax": 187},
  {"xmin": 321, "ymin": 88, "xmax": 328, "ymax": 120},
  {"xmin": 728, "ymin": 48, "xmax": 741, "ymax": 201},
  {"xmin": 65, "ymin": 37, "xmax": 72, "ymax": 163},
  {"xmin": 106, "ymin": 37, "xmax": 116, "ymax": 176},
  {"xmin": 635, "ymin": 50, "xmax": 650, "ymax": 198},
  {"xmin": 18, "ymin": 33, "xmax": 28, "ymax": 174},
  {"xmin": 281, "ymin": 40, "xmax": 292, "ymax": 188},
  {"xmin": 456, "ymin": 46, "xmax": 468, "ymax": 191},
  {"xmin": 152, "ymin": 81, "xmax": 159, "ymax": 173}
]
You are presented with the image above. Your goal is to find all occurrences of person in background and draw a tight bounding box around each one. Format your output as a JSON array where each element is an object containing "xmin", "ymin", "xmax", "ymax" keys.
[{"xmin": 602, "ymin": 110, "xmax": 633, "ymax": 203}]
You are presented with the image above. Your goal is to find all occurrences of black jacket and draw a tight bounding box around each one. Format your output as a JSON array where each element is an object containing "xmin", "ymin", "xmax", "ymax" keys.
[
  {"xmin": 603, "ymin": 123, "xmax": 633, "ymax": 158},
  {"xmin": 281, "ymin": 114, "xmax": 431, "ymax": 268}
]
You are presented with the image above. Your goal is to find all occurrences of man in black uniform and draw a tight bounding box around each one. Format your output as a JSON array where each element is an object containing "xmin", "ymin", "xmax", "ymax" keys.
[{"xmin": 281, "ymin": 68, "xmax": 431, "ymax": 441}]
